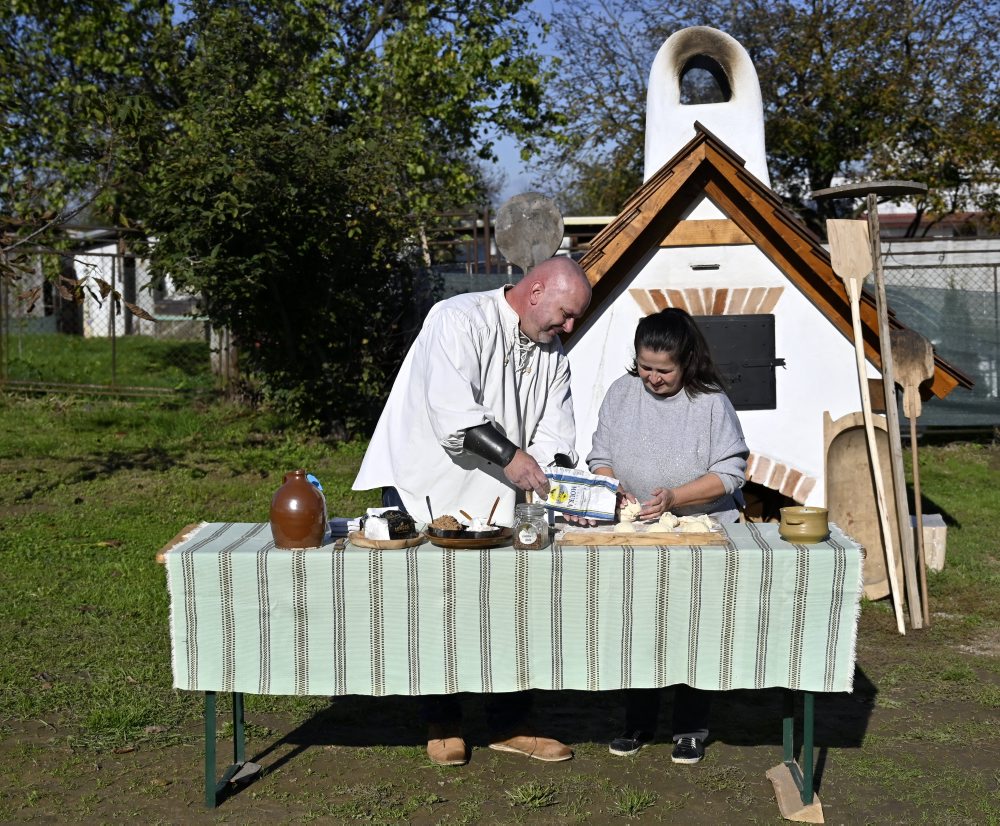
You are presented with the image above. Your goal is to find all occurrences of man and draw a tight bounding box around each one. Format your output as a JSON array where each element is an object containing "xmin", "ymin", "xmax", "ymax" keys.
[{"xmin": 353, "ymin": 256, "xmax": 592, "ymax": 766}]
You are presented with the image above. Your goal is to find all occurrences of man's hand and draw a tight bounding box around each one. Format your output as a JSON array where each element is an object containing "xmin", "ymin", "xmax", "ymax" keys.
[{"xmin": 503, "ymin": 449, "xmax": 552, "ymax": 500}]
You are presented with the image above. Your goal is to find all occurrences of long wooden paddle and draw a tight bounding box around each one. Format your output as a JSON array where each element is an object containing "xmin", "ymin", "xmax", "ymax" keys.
[
  {"xmin": 828, "ymin": 219, "xmax": 906, "ymax": 634},
  {"xmin": 867, "ymin": 198, "xmax": 923, "ymax": 629},
  {"xmin": 891, "ymin": 328, "xmax": 935, "ymax": 626}
]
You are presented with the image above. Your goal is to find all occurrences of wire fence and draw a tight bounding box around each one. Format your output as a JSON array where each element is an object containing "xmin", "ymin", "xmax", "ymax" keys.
[
  {"xmin": 881, "ymin": 239, "xmax": 1000, "ymax": 431},
  {"xmin": 0, "ymin": 241, "xmax": 221, "ymax": 397}
]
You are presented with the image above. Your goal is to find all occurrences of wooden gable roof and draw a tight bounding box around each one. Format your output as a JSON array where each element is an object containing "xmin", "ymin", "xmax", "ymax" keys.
[{"xmin": 573, "ymin": 123, "xmax": 972, "ymax": 399}]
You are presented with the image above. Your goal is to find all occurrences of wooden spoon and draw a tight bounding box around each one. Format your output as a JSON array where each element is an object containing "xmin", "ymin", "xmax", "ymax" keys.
[
  {"xmin": 486, "ymin": 496, "xmax": 501, "ymax": 526},
  {"xmin": 828, "ymin": 218, "xmax": 906, "ymax": 634},
  {"xmin": 459, "ymin": 509, "xmax": 474, "ymax": 522}
]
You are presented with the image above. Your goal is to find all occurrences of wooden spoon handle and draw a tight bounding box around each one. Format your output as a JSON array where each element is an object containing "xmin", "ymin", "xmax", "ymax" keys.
[
  {"xmin": 487, "ymin": 496, "xmax": 501, "ymax": 526},
  {"xmin": 459, "ymin": 509, "xmax": 473, "ymax": 522}
]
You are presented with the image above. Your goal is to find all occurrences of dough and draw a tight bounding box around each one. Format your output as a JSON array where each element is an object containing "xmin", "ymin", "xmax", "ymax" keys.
[
  {"xmin": 678, "ymin": 514, "xmax": 714, "ymax": 532},
  {"xmin": 657, "ymin": 512, "xmax": 680, "ymax": 530},
  {"xmin": 614, "ymin": 521, "xmax": 637, "ymax": 534},
  {"xmin": 619, "ymin": 501, "xmax": 642, "ymax": 523}
]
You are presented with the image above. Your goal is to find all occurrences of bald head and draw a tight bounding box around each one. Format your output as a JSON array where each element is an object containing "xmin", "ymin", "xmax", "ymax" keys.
[{"xmin": 506, "ymin": 256, "xmax": 592, "ymax": 343}]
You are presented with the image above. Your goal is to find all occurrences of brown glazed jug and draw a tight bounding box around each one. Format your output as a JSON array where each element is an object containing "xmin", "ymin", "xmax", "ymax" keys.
[{"xmin": 269, "ymin": 469, "xmax": 326, "ymax": 549}]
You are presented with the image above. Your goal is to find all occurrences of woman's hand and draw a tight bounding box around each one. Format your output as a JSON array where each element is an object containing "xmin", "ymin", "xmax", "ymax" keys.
[{"xmin": 639, "ymin": 487, "xmax": 676, "ymax": 520}]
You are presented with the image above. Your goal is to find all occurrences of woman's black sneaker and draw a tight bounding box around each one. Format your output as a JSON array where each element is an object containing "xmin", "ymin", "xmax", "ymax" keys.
[
  {"xmin": 671, "ymin": 736, "xmax": 705, "ymax": 763},
  {"xmin": 609, "ymin": 731, "xmax": 650, "ymax": 756}
]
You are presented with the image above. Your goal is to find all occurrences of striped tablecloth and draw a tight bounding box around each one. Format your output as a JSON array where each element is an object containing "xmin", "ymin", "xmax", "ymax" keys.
[{"xmin": 164, "ymin": 522, "xmax": 863, "ymax": 697}]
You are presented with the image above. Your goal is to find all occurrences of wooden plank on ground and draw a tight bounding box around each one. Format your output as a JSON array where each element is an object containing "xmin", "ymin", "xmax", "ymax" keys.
[{"xmin": 766, "ymin": 763, "xmax": 824, "ymax": 823}]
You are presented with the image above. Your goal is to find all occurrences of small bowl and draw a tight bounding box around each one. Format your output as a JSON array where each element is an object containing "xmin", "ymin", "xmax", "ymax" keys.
[
  {"xmin": 778, "ymin": 506, "xmax": 830, "ymax": 544},
  {"xmin": 426, "ymin": 524, "xmax": 502, "ymax": 539}
]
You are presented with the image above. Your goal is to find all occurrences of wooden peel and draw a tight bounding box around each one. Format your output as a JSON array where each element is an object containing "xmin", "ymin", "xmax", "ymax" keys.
[
  {"xmin": 867, "ymin": 197, "xmax": 923, "ymax": 630},
  {"xmin": 494, "ymin": 192, "xmax": 564, "ymax": 275},
  {"xmin": 891, "ymin": 328, "xmax": 935, "ymax": 626},
  {"xmin": 828, "ymin": 219, "xmax": 906, "ymax": 634}
]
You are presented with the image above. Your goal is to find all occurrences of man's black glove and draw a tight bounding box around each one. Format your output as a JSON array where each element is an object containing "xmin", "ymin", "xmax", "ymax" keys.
[{"xmin": 462, "ymin": 423, "xmax": 518, "ymax": 467}]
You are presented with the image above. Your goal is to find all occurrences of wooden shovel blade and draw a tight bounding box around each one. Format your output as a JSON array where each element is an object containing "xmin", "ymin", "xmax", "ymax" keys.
[
  {"xmin": 827, "ymin": 219, "xmax": 873, "ymax": 285},
  {"xmin": 891, "ymin": 328, "xmax": 935, "ymax": 419}
]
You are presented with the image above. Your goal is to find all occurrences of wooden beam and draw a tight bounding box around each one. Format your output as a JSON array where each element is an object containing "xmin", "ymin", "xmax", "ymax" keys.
[{"xmin": 659, "ymin": 219, "xmax": 753, "ymax": 247}]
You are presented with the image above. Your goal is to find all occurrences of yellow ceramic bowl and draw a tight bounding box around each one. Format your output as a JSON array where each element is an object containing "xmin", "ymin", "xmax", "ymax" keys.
[{"xmin": 778, "ymin": 506, "xmax": 829, "ymax": 544}]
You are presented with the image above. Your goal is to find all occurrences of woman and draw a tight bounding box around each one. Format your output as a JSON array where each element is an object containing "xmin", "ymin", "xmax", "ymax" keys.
[{"xmin": 586, "ymin": 307, "xmax": 748, "ymax": 763}]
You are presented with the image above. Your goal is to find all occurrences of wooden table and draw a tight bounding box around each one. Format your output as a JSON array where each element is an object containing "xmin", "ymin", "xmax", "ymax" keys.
[{"xmin": 160, "ymin": 521, "xmax": 863, "ymax": 819}]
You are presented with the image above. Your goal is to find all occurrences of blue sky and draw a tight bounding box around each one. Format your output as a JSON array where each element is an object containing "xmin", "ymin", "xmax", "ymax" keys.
[
  {"xmin": 486, "ymin": 134, "xmax": 537, "ymax": 205},
  {"xmin": 481, "ymin": 0, "xmax": 559, "ymax": 206}
]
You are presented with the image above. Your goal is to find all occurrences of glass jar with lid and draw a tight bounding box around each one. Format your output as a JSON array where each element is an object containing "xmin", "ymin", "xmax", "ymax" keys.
[{"xmin": 513, "ymin": 503, "xmax": 549, "ymax": 549}]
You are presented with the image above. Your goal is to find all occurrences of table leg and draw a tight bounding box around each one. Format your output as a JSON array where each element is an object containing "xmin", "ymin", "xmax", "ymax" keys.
[
  {"xmin": 204, "ymin": 691, "xmax": 253, "ymax": 808},
  {"xmin": 801, "ymin": 691, "xmax": 815, "ymax": 805},
  {"xmin": 204, "ymin": 691, "xmax": 217, "ymax": 808},
  {"xmin": 783, "ymin": 690, "xmax": 795, "ymax": 764},
  {"xmin": 233, "ymin": 691, "xmax": 246, "ymax": 765},
  {"xmin": 780, "ymin": 690, "xmax": 816, "ymax": 804},
  {"xmin": 768, "ymin": 690, "xmax": 822, "ymax": 820}
]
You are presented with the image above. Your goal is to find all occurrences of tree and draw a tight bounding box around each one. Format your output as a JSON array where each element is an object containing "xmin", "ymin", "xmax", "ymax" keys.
[
  {"xmin": 1, "ymin": 0, "xmax": 174, "ymax": 308},
  {"xmin": 540, "ymin": 0, "xmax": 1000, "ymax": 235},
  {"xmin": 2, "ymin": 0, "xmax": 560, "ymax": 433}
]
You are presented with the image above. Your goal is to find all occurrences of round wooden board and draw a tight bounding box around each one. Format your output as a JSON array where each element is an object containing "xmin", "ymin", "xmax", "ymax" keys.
[
  {"xmin": 427, "ymin": 527, "xmax": 513, "ymax": 549},
  {"xmin": 348, "ymin": 531, "xmax": 426, "ymax": 550}
]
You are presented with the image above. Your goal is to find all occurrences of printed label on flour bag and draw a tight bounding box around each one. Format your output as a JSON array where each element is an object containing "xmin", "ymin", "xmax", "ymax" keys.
[{"xmin": 543, "ymin": 467, "xmax": 619, "ymax": 521}]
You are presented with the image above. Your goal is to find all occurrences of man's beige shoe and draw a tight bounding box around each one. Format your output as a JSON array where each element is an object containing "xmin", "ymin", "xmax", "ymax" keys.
[
  {"xmin": 426, "ymin": 725, "xmax": 468, "ymax": 766},
  {"xmin": 488, "ymin": 734, "xmax": 573, "ymax": 762}
]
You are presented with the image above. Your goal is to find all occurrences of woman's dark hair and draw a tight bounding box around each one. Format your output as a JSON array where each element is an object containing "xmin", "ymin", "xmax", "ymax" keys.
[{"xmin": 627, "ymin": 307, "xmax": 726, "ymax": 396}]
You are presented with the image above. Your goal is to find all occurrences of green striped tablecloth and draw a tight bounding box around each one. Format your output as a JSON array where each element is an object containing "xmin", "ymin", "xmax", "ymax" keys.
[{"xmin": 165, "ymin": 522, "xmax": 863, "ymax": 697}]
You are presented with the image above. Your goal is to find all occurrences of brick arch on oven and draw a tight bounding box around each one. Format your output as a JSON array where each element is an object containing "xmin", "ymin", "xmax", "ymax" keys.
[
  {"xmin": 629, "ymin": 286, "xmax": 784, "ymax": 316},
  {"xmin": 746, "ymin": 453, "xmax": 816, "ymax": 505}
]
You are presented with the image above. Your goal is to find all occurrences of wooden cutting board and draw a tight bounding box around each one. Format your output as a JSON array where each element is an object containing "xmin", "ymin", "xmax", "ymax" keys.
[{"xmin": 559, "ymin": 531, "xmax": 727, "ymax": 546}]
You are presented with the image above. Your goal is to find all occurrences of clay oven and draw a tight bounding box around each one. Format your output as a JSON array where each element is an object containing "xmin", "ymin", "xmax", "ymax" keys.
[{"xmin": 564, "ymin": 26, "xmax": 970, "ymax": 518}]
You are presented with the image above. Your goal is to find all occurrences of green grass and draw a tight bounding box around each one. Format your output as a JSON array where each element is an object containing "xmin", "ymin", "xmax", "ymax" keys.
[
  {"xmin": 1, "ymin": 390, "xmax": 999, "ymax": 823},
  {"xmin": 2, "ymin": 331, "xmax": 215, "ymax": 391},
  {"xmin": 612, "ymin": 785, "xmax": 658, "ymax": 817},
  {"xmin": 505, "ymin": 781, "xmax": 559, "ymax": 808},
  {"xmin": 0, "ymin": 392, "xmax": 380, "ymax": 745}
]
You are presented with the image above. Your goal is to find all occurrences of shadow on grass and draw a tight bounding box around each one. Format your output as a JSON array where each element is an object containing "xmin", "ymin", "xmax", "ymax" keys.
[
  {"xmin": 15, "ymin": 447, "xmax": 181, "ymax": 501},
  {"xmin": 234, "ymin": 667, "xmax": 876, "ymax": 797}
]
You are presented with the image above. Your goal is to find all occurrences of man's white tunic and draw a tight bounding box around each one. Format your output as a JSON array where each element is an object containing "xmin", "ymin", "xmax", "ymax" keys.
[{"xmin": 353, "ymin": 287, "xmax": 578, "ymax": 526}]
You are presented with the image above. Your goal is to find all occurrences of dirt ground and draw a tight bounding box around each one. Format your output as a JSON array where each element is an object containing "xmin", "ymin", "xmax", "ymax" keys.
[{"xmin": 2, "ymin": 609, "xmax": 998, "ymax": 825}]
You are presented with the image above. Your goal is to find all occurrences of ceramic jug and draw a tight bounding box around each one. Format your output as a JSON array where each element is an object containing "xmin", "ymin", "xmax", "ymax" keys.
[
  {"xmin": 269, "ymin": 469, "xmax": 326, "ymax": 549},
  {"xmin": 778, "ymin": 506, "xmax": 829, "ymax": 544}
]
